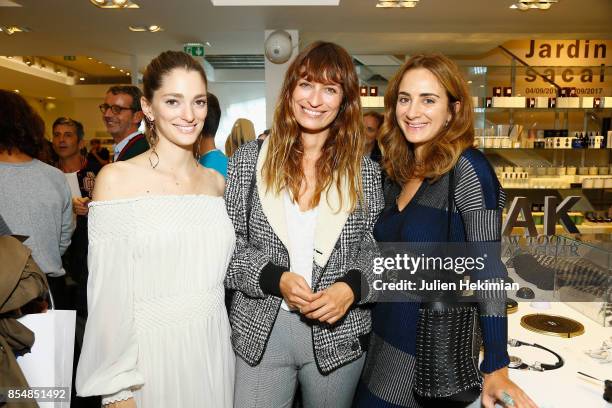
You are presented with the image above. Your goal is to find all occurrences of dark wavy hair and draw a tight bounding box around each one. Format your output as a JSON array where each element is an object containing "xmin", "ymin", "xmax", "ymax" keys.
[
  {"xmin": 0, "ymin": 90, "xmax": 46, "ymax": 158},
  {"xmin": 263, "ymin": 41, "xmax": 364, "ymax": 211}
]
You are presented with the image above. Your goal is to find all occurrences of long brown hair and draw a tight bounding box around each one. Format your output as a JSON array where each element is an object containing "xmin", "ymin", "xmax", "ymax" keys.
[
  {"xmin": 263, "ymin": 41, "xmax": 364, "ymax": 211},
  {"xmin": 380, "ymin": 54, "xmax": 474, "ymax": 184}
]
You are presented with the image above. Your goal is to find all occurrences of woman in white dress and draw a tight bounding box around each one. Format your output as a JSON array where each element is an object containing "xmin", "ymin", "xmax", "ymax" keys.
[{"xmin": 76, "ymin": 51, "xmax": 235, "ymax": 408}]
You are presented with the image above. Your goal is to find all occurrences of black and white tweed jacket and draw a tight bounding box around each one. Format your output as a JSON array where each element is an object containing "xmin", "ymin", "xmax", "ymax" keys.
[{"xmin": 224, "ymin": 139, "xmax": 384, "ymax": 374}]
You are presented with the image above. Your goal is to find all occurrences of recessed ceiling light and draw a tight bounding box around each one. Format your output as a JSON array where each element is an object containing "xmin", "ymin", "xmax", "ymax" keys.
[
  {"xmin": 119, "ymin": 69, "xmax": 124, "ymax": 72},
  {"xmin": 13, "ymin": 89, "xmax": 19, "ymax": 93},
  {"xmin": 211, "ymin": 0, "xmax": 339, "ymax": 5},
  {"xmin": 79, "ymin": 77, "xmax": 85, "ymax": 81},
  {"xmin": 129, "ymin": 25, "xmax": 164, "ymax": 32},
  {"xmin": 126, "ymin": 72, "xmax": 130, "ymax": 76},
  {"xmin": 376, "ymin": 0, "xmax": 418, "ymax": 7},
  {"xmin": 0, "ymin": 25, "xmax": 30, "ymax": 35},
  {"xmin": 90, "ymin": 0, "xmax": 139, "ymax": 9},
  {"xmin": 479, "ymin": 85, "xmax": 485, "ymax": 88},
  {"xmin": 467, "ymin": 80, "xmax": 473, "ymax": 84},
  {"xmin": 97, "ymin": 60, "xmax": 102, "ymax": 64},
  {"xmin": 46, "ymin": 96, "xmax": 56, "ymax": 100},
  {"xmin": 87, "ymin": 57, "xmax": 93, "ymax": 60},
  {"xmin": 509, "ymin": 4, "xmax": 518, "ymax": 8},
  {"xmin": 110, "ymin": 65, "xmax": 116, "ymax": 69}
]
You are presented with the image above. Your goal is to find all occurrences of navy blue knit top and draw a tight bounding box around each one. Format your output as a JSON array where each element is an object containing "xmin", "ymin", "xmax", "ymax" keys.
[{"xmin": 355, "ymin": 148, "xmax": 510, "ymax": 408}]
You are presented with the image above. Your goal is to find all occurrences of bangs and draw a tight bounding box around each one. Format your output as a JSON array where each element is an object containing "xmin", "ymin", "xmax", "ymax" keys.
[{"xmin": 298, "ymin": 47, "xmax": 346, "ymax": 85}]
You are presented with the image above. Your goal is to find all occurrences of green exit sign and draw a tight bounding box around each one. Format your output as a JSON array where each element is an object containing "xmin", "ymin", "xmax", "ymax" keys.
[
  {"xmin": 183, "ymin": 43, "xmax": 205, "ymax": 57},
  {"xmin": 63, "ymin": 56, "xmax": 76, "ymax": 61}
]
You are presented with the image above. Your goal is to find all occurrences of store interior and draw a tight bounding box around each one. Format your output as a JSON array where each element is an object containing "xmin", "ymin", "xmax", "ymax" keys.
[{"xmin": 2, "ymin": 0, "xmax": 612, "ymax": 406}]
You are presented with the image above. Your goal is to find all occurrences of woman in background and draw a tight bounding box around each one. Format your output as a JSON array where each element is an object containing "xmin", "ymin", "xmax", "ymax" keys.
[{"xmin": 225, "ymin": 117, "xmax": 256, "ymax": 156}]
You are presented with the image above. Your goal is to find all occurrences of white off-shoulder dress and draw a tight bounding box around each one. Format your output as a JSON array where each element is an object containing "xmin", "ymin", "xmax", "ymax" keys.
[{"xmin": 76, "ymin": 195, "xmax": 235, "ymax": 408}]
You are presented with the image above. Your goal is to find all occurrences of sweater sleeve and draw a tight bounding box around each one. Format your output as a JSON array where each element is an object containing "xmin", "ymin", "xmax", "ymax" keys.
[
  {"xmin": 453, "ymin": 149, "xmax": 510, "ymax": 374},
  {"xmin": 59, "ymin": 177, "xmax": 73, "ymax": 255}
]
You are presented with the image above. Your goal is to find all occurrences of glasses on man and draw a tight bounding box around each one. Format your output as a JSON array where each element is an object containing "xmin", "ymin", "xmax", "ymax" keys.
[{"xmin": 99, "ymin": 103, "xmax": 134, "ymax": 115}]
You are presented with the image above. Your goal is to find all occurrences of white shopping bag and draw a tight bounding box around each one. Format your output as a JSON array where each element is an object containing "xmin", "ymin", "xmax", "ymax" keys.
[{"xmin": 16, "ymin": 309, "xmax": 76, "ymax": 408}]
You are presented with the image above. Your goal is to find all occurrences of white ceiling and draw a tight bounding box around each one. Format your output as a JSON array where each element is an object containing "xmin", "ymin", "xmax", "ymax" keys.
[{"xmin": 0, "ymin": 0, "xmax": 611, "ymax": 71}]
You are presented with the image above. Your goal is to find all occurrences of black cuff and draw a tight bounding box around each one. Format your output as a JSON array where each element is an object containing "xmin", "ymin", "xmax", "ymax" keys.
[
  {"xmin": 335, "ymin": 269, "xmax": 366, "ymax": 304},
  {"xmin": 258, "ymin": 262, "xmax": 286, "ymax": 297}
]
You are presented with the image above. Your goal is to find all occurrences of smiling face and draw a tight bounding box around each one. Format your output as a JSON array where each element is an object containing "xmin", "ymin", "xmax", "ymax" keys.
[
  {"xmin": 102, "ymin": 92, "xmax": 141, "ymax": 141},
  {"xmin": 291, "ymin": 78, "xmax": 343, "ymax": 137},
  {"xmin": 141, "ymin": 68, "xmax": 208, "ymax": 149},
  {"xmin": 52, "ymin": 123, "xmax": 81, "ymax": 160},
  {"xmin": 395, "ymin": 68, "xmax": 454, "ymax": 153}
]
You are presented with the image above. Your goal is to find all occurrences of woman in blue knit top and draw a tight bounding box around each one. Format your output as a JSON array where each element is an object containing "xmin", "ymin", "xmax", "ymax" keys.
[{"xmin": 353, "ymin": 55, "xmax": 537, "ymax": 408}]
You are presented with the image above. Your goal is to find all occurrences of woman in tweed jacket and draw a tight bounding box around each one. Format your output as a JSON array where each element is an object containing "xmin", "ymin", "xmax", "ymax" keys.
[{"xmin": 224, "ymin": 41, "xmax": 383, "ymax": 408}]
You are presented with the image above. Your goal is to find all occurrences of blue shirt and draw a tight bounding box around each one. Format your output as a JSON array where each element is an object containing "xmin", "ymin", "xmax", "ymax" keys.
[{"xmin": 198, "ymin": 149, "xmax": 228, "ymax": 178}]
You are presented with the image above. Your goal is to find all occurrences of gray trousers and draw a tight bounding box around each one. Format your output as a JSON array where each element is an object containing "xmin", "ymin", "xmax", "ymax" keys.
[{"xmin": 234, "ymin": 308, "xmax": 365, "ymax": 408}]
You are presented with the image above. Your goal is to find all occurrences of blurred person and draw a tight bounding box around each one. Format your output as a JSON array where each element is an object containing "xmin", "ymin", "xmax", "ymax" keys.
[
  {"xmin": 99, "ymin": 85, "xmax": 148, "ymax": 162},
  {"xmin": 363, "ymin": 110, "xmax": 383, "ymax": 163},
  {"xmin": 257, "ymin": 128, "xmax": 270, "ymax": 141},
  {"xmin": 87, "ymin": 138, "xmax": 110, "ymax": 173},
  {"xmin": 51, "ymin": 116, "xmax": 101, "ymax": 408},
  {"xmin": 224, "ymin": 117, "xmax": 255, "ymax": 157},
  {"xmin": 197, "ymin": 92, "xmax": 228, "ymax": 178},
  {"xmin": 77, "ymin": 51, "xmax": 235, "ymax": 408},
  {"xmin": 225, "ymin": 41, "xmax": 383, "ymax": 408},
  {"xmin": 0, "ymin": 90, "xmax": 73, "ymax": 306}
]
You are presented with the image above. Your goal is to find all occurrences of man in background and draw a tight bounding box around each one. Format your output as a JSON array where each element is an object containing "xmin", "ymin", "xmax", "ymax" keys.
[
  {"xmin": 363, "ymin": 110, "xmax": 383, "ymax": 163},
  {"xmin": 197, "ymin": 93, "xmax": 228, "ymax": 178},
  {"xmin": 100, "ymin": 85, "xmax": 148, "ymax": 162}
]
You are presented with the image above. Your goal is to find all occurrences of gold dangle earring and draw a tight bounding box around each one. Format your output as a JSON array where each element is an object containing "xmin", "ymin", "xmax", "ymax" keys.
[{"xmin": 147, "ymin": 116, "xmax": 160, "ymax": 169}]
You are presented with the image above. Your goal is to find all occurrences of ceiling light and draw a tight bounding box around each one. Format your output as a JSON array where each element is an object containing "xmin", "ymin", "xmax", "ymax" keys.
[
  {"xmin": 376, "ymin": 0, "xmax": 419, "ymax": 7},
  {"xmin": 119, "ymin": 69, "xmax": 124, "ymax": 72},
  {"xmin": 211, "ymin": 1, "xmax": 339, "ymax": 5},
  {"xmin": 0, "ymin": 25, "xmax": 30, "ymax": 35},
  {"xmin": 126, "ymin": 72, "xmax": 130, "ymax": 76},
  {"xmin": 79, "ymin": 77, "xmax": 85, "ymax": 81},
  {"xmin": 467, "ymin": 80, "xmax": 473, "ymax": 84},
  {"xmin": 13, "ymin": 89, "xmax": 19, "ymax": 93},
  {"xmin": 110, "ymin": 65, "xmax": 116, "ymax": 69},
  {"xmin": 129, "ymin": 25, "xmax": 164, "ymax": 32},
  {"xmin": 87, "ymin": 57, "xmax": 93, "ymax": 60},
  {"xmin": 90, "ymin": 0, "xmax": 139, "ymax": 9},
  {"xmin": 6, "ymin": 55, "xmax": 12, "ymax": 58},
  {"xmin": 511, "ymin": 0, "xmax": 558, "ymax": 11},
  {"xmin": 46, "ymin": 96, "xmax": 56, "ymax": 100}
]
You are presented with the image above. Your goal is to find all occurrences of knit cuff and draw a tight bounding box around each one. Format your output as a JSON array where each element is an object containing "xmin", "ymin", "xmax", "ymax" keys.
[
  {"xmin": 479, "ymin": 315, "xmax": 510, "ymax": 373},
  {"xmin": 258, "ymin": 262, "xmax": 286, "ymax": 297},
  {"xmin": 335, "ymin": 269, "xmax": 365, "ymax": 304}
]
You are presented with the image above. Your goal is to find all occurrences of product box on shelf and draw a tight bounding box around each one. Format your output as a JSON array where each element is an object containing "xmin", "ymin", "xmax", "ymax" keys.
[
  {"xmin": 534, "ymin": 97, "xmax": 549, "ymax": 108},
  {"xmin": 602, "ymin": 97, "xmax": 612, "ymax": 108},
  {"xmin": 556, "ymin": 97, "xmax": 581, "ymax": 108},
  {"xmin": 492, "ymin": 97, "xmax": 525, "ymax": 108}
]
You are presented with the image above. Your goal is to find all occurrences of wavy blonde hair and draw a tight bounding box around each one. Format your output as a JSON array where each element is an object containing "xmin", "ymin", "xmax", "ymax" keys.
[
  {"xmin": 225, "ymin": 118, "xmax": 256, "ymax": 157},
  {"xmin": 263, "ymin": 41, "xmax": 364, "ymax": 211},
  {"xmin": 380, "ymin": 54, "xmax": 474, "ymax": 184}
]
